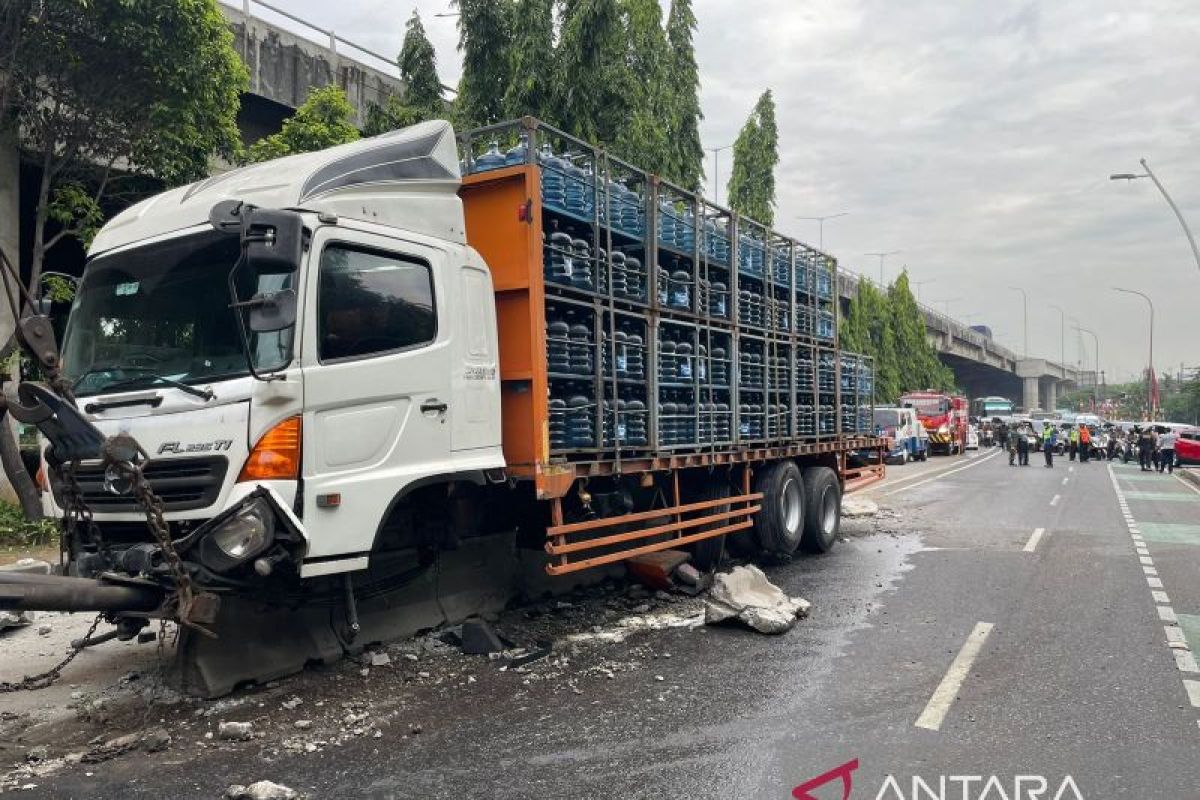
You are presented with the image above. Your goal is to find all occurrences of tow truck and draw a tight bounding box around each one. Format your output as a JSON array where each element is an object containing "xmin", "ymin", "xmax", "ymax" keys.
[{"xmin": 899, "ymin": 391, "xmax": 968, "ymax": 455}]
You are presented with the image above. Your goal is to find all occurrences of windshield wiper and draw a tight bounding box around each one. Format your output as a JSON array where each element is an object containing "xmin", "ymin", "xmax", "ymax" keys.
[{"xmin": 100, "ymin": 371, "xmax": 215, "ymax": 401}]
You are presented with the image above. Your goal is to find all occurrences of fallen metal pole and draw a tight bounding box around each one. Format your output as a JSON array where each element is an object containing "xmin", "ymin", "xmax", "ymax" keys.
[{"xmin": 0, "ymin": 573, "xmax": 162, "ymax": 613}]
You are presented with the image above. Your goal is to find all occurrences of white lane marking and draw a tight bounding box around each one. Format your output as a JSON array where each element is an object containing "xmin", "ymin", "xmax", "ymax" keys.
[
  {"xmin": 1167, "ymin": 625, "xmax": 1187, "ymax": 644},
  {"xmin": 1023, "ymin": 528, "xmax": 1046, "ymax": 553},
  {"xmin": 1069, "ymin": 466, "xmax": 1075, "ymax": 473},
  {"xmin": 1173, "ymin": 474, "xmax": 1200, "ymax": 496},
  {"xmin": 1153, "ymin": 590, "xmax": 1171, "ymax": 604},
  {"xmin": 915, "ymin": 622, "xmax": 995, "ymax": 731},
  {"xmin": 1148, "ymin": 576, "xmax": 1164, "ymax": 588},
  {"xmin": 1050, "ymin": 494, "xmax": 1061, "ymax": 506},
  {"xmin": 884, "ymin": 449, "xmax": 1000, "ymax": 497},
  {"xmin": 1184, "ymin": 680, "xmax": 1200, "ymax": 708},
  {"xmin": 1140, "ymin": 556, "xmax": 1155, "ymax": 565},
  {"xmin": 1144, "ymin": 566, "xmax": 1159, "ymax": 575},
  {"xmin": 1159, "ymin": 606, "xmax": 1178, "ymax": 623},
  {"xmin": 1174, "ymin": 650, "xmax": 1200, "ymax": 674},
  {"xmin": 1062, "ymin": 477, "xmax": 1069, "ymax": 486}
]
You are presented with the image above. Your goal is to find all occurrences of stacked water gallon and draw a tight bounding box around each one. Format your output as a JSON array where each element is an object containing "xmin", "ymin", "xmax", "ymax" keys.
[
  {"xmin": 839, "ymin": 353, "xmax": 859, "ymax": 434},
  {"xmin": 603, "ymin": 180, "xmax": 645, "ymax": 239},
  {"xmin": 795, "ymin": 347, "xmax": 817, "ymax": 437},
  {"xmin": 600, "ymin": 312, "xmax": 649, "ymax": 449},
  {"xmin": 817, "ymin": 349, "xmax": 837, "ymax": 436},
  {"xmin": 768, "ymin": 341, "xmax": 792, "ymax": 441},
  {"xmin": 546, "ymin": 302, "xmax": 596, "ymax": 451},
  {"xmin": 857, "ymin": 357, "xmax": 875, "ymax": 435},
  {"xmin": 738, "ymin": 337, "xmax": 766, "ymax": 440},
  {"xmin": 814, "ymin": 251, "xmax": 836, "ymax": 343},
  {"xmin": 699, "ymin": 215, "xmax": 732, "ymax": 322},
  {"xmin": 656, "ymin": 321, "xmax": 698, "ymax": 447},
  {"xmin": 657, "ymin": 256, "xmax": 692, "ymax": 311},
  {"xmin": 699, "ymin": 329, "xmax": 733, "ymax": 445},
  {"xmin": 536, "ymin": 142, "xmax": 595, "ymax": 220},
  {"xmin": 542, "ymin": 226, "xmax": 594, "ymax": 292}
]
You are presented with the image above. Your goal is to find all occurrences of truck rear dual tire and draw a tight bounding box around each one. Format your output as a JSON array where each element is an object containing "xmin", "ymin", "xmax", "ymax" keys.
[
  {"xmin": 751, "ymin": 461, "xmax": 805, "ymax": 558},
  {"xmin": 799, "ymin": 467, "xmax": 842, "ymax": 554}
]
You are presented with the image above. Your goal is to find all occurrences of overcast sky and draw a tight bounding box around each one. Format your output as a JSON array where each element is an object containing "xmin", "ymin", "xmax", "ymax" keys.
[{"xmin": 274, "ymin": 0, "xmax": 1200, "ymax": 382}]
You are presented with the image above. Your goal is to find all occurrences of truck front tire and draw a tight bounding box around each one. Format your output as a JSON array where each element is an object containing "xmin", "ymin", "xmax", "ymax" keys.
[
  {"xmin": 752, "ymin": 461, "xmax": 805, "ymax": 557},
  {"xmin": 800, "ymin": 467, "xmax": 842, "ymax": 554}
]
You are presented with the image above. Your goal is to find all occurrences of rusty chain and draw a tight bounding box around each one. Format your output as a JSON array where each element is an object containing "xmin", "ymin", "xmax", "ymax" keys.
[{"xmin": 0, "ymin": 613, "xmax": 103, "ymax": 693}]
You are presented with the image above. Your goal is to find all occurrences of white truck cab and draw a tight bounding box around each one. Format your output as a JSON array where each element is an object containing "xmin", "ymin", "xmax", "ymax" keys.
[{"xmin": 54, "ymin": 121, "xmax": 504, "ymax": 581}]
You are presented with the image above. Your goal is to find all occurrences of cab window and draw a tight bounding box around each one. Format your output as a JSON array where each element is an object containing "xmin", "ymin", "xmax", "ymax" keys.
[{"xmin": 318, "ymin": 245, "xmax": 436, "ymax": 362}]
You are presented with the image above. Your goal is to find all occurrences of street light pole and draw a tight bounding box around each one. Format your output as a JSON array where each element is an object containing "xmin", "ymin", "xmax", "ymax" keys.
[
  {"xmin": 708, "ymin": 144, "xmax": 733, "ymax": 205},
  {"xmin": 1049, "ymin": 303, "xmax": 1066, "ymax": 369},
  {"xmin": 1074, "ymin": 326, "xmax": 1100, "ymax": 401},
  {"xmin": 1008, "ymin": 286, "xmax": 1028, "ymax": 358},
  {"xmin": 796, "ymin": 212, "xmax": 849, "ymax": 250},
  {"xmin": 1112, "ymin": 287, "xmax": 1155, "ymax": 417},
  {"xmin": 865, "ymin": 250, "xmax": 901, "ymax": 286},
  {"xmin": 913, "ymin": 278, "xmax": 936, "ymax": 303},
  {"xmin": 1111, "ymin": 160, "xmax": 1200, "ymax": 276}
]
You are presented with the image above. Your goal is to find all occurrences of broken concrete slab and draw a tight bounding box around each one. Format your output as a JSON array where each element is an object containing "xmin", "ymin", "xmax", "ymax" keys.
[
  {"xmin": 0, "ymin": 558, "xmax": 53, "ymax": 575},
  {"xmin": 704, "ymin": 565, "xmax": 811, "ymax": 634},
  {"xmin": 218, "ymin": 721, "xmax": 255, "ymax": 741},
  {"xmin": 841, "ymin": 495, "xmax": 879, "ymax": 518},
  {"xmin": 224, "ymin": 780, "xmax": 298, "ymax": 800}
]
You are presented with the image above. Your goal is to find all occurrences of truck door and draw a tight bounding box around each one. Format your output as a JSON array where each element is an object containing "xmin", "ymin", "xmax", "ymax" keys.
[{"xmin": 298, "ymin": 227, "xmax": 453, "ymax": 561}]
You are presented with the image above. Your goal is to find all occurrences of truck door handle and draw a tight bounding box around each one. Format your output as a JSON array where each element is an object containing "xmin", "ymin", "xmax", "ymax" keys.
[{"xmin": 420, "ymin": 400, "xmax": 448, "ymax": 414}]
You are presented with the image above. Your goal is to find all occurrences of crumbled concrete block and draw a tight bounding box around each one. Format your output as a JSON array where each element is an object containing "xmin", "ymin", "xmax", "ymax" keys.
[
  {"xmin": 460, "ymin": 618, "xmax": 504, "ymax": 655},
  {"xmin": 218, "ymin": 721, "xmax": 255, "ymax": 741},
  {"xmin": 704, "ymin": 564, "xmax": 811, "ymax": 634}
]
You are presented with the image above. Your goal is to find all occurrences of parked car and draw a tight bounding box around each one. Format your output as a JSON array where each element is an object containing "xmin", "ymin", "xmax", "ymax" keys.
[
  {"xmin": 1177, "ymin": 428, "xmax": 1200, "ymax": 466},
  {"xmin": 872, "ymin": 407, "xmax": 930, "ymax": 464}
]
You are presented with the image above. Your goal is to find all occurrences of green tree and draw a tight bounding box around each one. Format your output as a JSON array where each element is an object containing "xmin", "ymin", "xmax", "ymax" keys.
[
  {"xmin": 0, "ymin": 0, "xmax": 246, "ymax": 518},
  {"xmin": 400, "ymin": 10, "xmax": 442, "ymax": 113},
  {"xmin": 888, "ymin": 273, "xmax": 955, "ymax": 394},
  {"xmin": 503, "ymin": 0, "xmax": 555, "ymax": 120},
  {"xmin": 664, "ymin": 0, "xmax": 704, "ymax": 191},
  {"xmin": 612, "ymin": 0, "xmax": 671, "ymax": 176},
  {"xmin": 556, "ymin": 0, "xmax": 633, "ymax": 145},
  {"xmin": 841, "ymin": 279, "xmax": 901, "ymax": 403},
  {"xmin": 727, "ymin": 90, "xmax": 779, "ymax": 225},
  {"xmin": 363, "ymin": 11, "xmax": 444, "ymax": 137},
  {"xmin": 247, "ymin": 86, "xmax": 360, "ymax": 162},
  {"xmin": 453, "ymin": 0, "xmax": 515, "ymax": 128}
]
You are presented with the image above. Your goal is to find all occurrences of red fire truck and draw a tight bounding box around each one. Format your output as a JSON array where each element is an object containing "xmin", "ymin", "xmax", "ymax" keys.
[{"xmin": 899, "ymin": 392, "xmax": 969, "ymax": 455}]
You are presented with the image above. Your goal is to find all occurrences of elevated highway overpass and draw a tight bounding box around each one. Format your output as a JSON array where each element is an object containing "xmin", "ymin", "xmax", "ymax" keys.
[{"xmin": 838, "ymin": 273, "xmax": 1081, "ymax": 412}]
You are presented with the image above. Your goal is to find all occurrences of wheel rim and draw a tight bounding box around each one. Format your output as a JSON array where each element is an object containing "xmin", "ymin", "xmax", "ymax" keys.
[
  {"xmin": 781, "ymin": 476, "xmax": 802, "ymax": 533},
  {"xmin": 820, "ymin": 487, "xmax": 838, "ymax": 537}
]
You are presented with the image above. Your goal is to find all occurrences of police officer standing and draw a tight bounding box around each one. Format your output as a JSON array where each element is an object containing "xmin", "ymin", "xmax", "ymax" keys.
[{"xmin": 1042, "ymin": 422, "xmax": 1057, "ymax": 468}]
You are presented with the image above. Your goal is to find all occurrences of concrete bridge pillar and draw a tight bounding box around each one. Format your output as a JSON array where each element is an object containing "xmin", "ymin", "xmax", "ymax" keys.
[
  {"xmin": 1041, "ymin": 380, "xmax": 1057, "ymax": 414},
  {"xmin": 1023, "ymin": 376, "xmax": 1040, "ymax": 412}
]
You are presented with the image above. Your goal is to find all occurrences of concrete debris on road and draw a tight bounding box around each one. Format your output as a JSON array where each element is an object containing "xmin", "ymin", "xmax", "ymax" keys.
[
  {"xmin": 218, "ymin": 721, "xmax": 255, "ymax": 741},
  {"xmin": 224, "ymin": 780, "xmax": 299, "ymax": 800},
  {"xmin": 704, "ymin": 565, "xmax": 811, "ymax": 634},
  {"xmin": 460, "ymin": 618, "xmax": 505, "ymax": 655},
  {"xmin": 841, "ymin": 495, "xmax": 879, "ymax": 518},
  {"xmin": 0, "ymin": 609, "xmax": 33, "ymax": 631}
]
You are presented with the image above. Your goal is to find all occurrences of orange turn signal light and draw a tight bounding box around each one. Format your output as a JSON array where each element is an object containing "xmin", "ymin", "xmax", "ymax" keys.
[{"xmin": 238, "ymin": 416, "xmax": 301, "ymax": 482}]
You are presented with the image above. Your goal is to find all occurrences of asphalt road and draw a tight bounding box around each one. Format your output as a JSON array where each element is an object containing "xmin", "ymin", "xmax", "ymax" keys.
[{"xmin": 16, "ymin": 449, "xmax": 1200, "ymax": 799}]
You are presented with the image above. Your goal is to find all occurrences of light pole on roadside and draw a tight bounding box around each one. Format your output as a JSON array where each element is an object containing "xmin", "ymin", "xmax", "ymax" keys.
[
  {"xmin": 1074, "ymin": 326, "xmax": 1100, "ymax": 400},
  {"xmin": 796, "ymin": 212, "xmax": 849, "ymax": 250},
  {"xmin": 1112, "ymin": 287, "xmax": 1155, "ymax": 417},
  {"xmin": 1111, "ymin": 160, "xmax": 1200, "ymax": 277},
  {"xmin": 912, "ymin": 278, "xmax": 936, "ymax": 302},
  {"xmin": 1008, "ymin": 286, "xmax": 1028, "ymax": 358},
  {"xmin": 708, "ymin": 144, "xmax": 733, "ymax": 205},
  {"xmin": 865, "ymin": 250, "xmax": 901, "ymax": 286},
  {"xmin": 1048, "ymin": 304, "xmax": 1066, "ymax": 370}
]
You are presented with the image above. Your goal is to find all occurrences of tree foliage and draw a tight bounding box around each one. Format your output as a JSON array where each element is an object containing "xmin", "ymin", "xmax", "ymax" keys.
[
  {"xmin": 611, "ymin": 0, "xmax": 671, "ymax": 177},
  {"xmin": 664, "ymin": 0, "xmax": 704, "ymax": 192},
  {"xmin": 363, "ymin": 11, "xmax": 444, "ymax": 137},
  {"xmin": 727, "ymin": 90, "xmax": 779, "ymax": 225},
  {"xmin": 556, "ymin": 0, "xmax": 633, "ymax": 146},
  {"xmin": 247, "ymin": 86, "xmax": 360, "ymax": 162},
  {"xmin": 503, "ymin": 0, "xmax": 555, "ymax": 120},
  {"xmin": 452, "ymin": 0, "xmax": 515, "ymax": 128},
  {"xmin": 841, "ymin": 272, "xmax": 956, "ymax": 403}
]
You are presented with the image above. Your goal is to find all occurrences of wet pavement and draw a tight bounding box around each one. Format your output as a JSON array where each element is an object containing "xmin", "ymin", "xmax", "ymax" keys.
[{"xmin": 4, "ymin": 450, "xmax": 1200, "ymax": 798}]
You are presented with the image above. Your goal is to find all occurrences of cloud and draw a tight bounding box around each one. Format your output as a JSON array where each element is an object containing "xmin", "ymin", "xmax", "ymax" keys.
[{"xmin": 275, "ymin": 0, "xmax": 1200, "ymax": 382}]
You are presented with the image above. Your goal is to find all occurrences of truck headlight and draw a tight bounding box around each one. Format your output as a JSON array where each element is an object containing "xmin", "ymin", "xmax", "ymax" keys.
[
  {"xmin": 938, "ymin": 424, "xmax": 950, "ymax": 434},
  {"xmin": 197, "ymin": 496, "xmax": 276, "ymax": 573}
]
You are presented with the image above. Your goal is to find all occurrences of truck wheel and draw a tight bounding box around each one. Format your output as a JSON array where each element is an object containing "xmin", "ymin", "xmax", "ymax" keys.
[
  {"xmin": 800, "ymin": 467, "xmax": 841, "ymax": 554},
  {"xmin": 752, "ymin": 461, "xmax": 805, "ymax": 557},
  {"xmin": 690, "ymin": 479, "xmax": 731, "ymax": 571}
]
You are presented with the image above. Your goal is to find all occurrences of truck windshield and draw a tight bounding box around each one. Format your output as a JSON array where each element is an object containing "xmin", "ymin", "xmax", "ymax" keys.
[
  {"xmin": 62, "ymin": 231, "xmax": 294, "ymax": 396},
  {"xmin": 904, "ymin": 397, "xmax": 948, "ymax": 415}
]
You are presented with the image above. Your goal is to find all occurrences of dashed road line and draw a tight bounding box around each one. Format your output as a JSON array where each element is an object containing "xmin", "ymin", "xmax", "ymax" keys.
[
  {"xmin": 1023, "ymin": 527, "xmax": 1045, "ymax": 553},
  {"xmin": 883, "ymin": 449, "xmax": 1000, "ymax": 496},
  {"xmin": 1109, "ymin": 463, "xmax": 1200, "ymax": 723},
  {"xmin": 1049, "ymin": 494, "xmax": 1060, "ymax": 506},
  {"xmin": 1061, "ymin": 477, "xmax": 1069, "ymax": 486},
  {"xmin": 915, "ymin": 622, "xmax": 995, "ymax": 731}
]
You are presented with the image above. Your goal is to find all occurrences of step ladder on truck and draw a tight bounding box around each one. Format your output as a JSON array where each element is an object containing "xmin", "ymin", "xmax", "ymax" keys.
[{"xmin": 0, "ymin": 118, "xmax": 885, "ymax": 695}]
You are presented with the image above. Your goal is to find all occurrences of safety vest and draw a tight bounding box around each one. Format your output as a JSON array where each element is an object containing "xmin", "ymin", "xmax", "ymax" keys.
[
  {"xmin": 1069, "ymin": 429, "xmax": 1079, "ymax": 443},
  {"xmin": 1080, "ymin": 427, "xmax": 1090, "ymax": 444},
  {"xmin": 1042, "ymin": 426, "xmax": 1054, "ymax": 443}
]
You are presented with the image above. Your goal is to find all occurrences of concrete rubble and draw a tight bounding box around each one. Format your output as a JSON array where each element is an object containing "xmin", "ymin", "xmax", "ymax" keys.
[
  {"xmin": 224, "ymin": 780, "xmax": 299, "ymax": 800},
  {"xmin": 841, "ymin": 495, "xmax": 879, "ymax": 518},
  {"xmin": 704, "ymin": 565, "xmax": 811, "ymax": 634}
]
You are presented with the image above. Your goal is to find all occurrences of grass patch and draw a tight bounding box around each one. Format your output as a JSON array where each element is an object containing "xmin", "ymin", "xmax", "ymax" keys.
[{"xmin": 0, "ymin": 500, "xmax": 60, "ymax": 549}]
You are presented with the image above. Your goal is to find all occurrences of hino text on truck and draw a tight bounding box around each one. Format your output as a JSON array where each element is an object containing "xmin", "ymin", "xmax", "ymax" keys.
[{"xmin": 0, "ymin": 119, "xmax": 885, "ymax": 695}]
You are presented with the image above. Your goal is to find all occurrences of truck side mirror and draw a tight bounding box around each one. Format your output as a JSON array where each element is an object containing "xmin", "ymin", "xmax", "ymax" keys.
[
  {"xmin": 244, "ymin": 288, "xmax": 298, "ymax": 333},
  {"xmin": 243, "ymin": 209, "xmax": 303, "ymax": 275}
]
